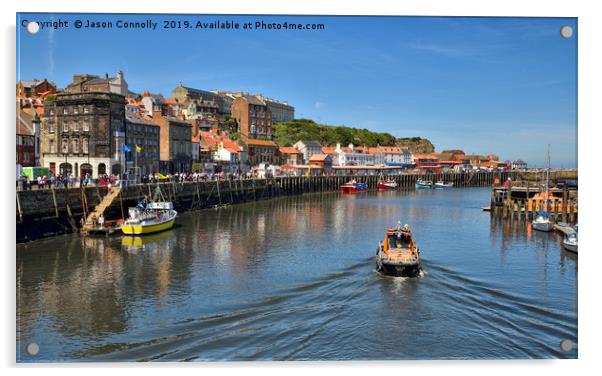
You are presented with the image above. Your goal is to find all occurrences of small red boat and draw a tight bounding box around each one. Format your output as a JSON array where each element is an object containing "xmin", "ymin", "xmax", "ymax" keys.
[
  {"xmin": 377, "ymin": 180, "xmax": 398, "ymax": 190},
  {"xmin": 340, "ymin": 180, "xmax": 368, "ymax": 193}
]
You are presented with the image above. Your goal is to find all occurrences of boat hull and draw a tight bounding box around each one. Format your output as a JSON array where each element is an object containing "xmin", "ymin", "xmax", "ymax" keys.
[
  {"xmin": 376, "ymin": 259, "xmax": 421, "ymax": 277},
  {"xmin": 563, "ymin": 239, "xmax": 578, "ymax": 253},
  {"xmin": 415, "ymin": 182, "xmax": 433, "ymax": 189},
  {"xmin": 532, "ymin": 220, "xmax": 553, "ymax": 232},
  {"xmin": 377, "ymin": 182, "xmax": 397, "ymax": 190},
  {"xmin": 340, "ymin": 183, "xmax": 367, "ymax": 193},
  {"xmin": 122, "ymin": 212, "xmax": 177, "ymax": 235}
]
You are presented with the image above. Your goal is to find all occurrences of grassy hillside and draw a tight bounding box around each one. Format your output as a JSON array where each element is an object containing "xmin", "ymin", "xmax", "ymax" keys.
[
  {"xmin": 273, "ymin": 119, "xmax": 397, "ymax": 147},
  {"xmin": 273, "ymin": 119, "xmax": 435, "ymax": 153}
]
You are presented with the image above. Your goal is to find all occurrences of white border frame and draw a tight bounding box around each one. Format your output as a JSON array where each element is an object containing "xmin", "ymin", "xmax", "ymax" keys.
[{"xmin": 3, "ymin": 1, "xmax": 600, "ymax": 375}]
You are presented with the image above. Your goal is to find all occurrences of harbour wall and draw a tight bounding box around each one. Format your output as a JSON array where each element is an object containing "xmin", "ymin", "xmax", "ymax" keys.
[{"xmin": 16, "ymin": 172, "xmax": 516, "ymax": 243}]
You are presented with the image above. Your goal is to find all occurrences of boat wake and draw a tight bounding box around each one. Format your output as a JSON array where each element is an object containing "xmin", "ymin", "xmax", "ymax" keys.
[{"xmin": 68, "ymin": 258, "xmax": 374, "ymax": 361}]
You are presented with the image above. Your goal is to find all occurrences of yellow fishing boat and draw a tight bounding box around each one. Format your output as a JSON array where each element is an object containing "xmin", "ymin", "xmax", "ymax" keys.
[
  {"xmin": 122, "ymin": 187, "xmax": 177, "ymax": 235},
  {"xmin": 121, "ymin": 208, "xmax": 177, "ymax": 235}
]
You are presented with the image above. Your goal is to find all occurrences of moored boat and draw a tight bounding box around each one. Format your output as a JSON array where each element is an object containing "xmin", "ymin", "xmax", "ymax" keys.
[
  {"xmin": 562, "ymin": 232, "xmax": 578, "ymax": 253},
  {"xmin": 532, "ymin": 144, "xmax": 553, "ymax": 232},
  {"xmin": 340, "ymin": 180, "xmax": 368, "ymax": 193},
  {"xmin": 376, "ymin": 222, "xmax": 421, "ymax": 277},
  {"xmin": 532, "ymin": 211, "xmax": 553, "ymax": 232},
  {"xmin": 415, "ymin": 179, "xmax": 433, "ymax": 189},
  {"xmin": 435, "ymin": 181, "xmax": 454, "ymax": 189},
  {"xmin": 121, "ymin": 203, "xmax": 177, "ymax": 235},
  {"xmin": 122, "ymin": 187, "xmax": 178, "ymax": 235},
  {"xmin": 377, "ymin": 179, "xmax": 398, "ymax": 190},
  {"xmin": 553, "ymin": 222, "xmax": 576, "ymax": 236}
]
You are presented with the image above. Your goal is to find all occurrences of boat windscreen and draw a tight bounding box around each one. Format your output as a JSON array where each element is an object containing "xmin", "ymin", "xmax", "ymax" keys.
[{"xmin": 388, "ymin": 233, "xmax": 411, "ymax": 249}]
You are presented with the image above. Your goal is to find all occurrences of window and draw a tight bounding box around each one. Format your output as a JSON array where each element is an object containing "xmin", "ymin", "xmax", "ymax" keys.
[
  {"xmin": 63, "ymin": 108, "xmax": 68, "ymax": 114},
  {"xmin": 72, "ymin": 139, "xmax": 79, "ymax": 153},
  {"xmin": 73, "ymin": 107, "xmax": 79, "ymax": 115},
  {"xmin": 73, "ymin": 121, "xmax": 79, "ymax": 131},
  {"xmin": 49, "ymin": 139, "xmax": 56, "ymax": 153},
  {"xmin": 63, "ymin": 120, "xmax": 68, "ymax": 132},
  {"xmin": 47, "ymin": 122, "xmax": 55, "ymax": 133},
  {"xmin": 62, "ymin": 139, "xmax": 69, "ymax": 153},
  {"xmin": 83, "ymin": 107, "xmax": 89, "ymax": 114},
  {"xmin": 83, "ymin": 120, "xmax": 89, "ymax": 131},
  {"xmin": 49, "ymin": 109, "xmax": 55, "ymax": 116}
]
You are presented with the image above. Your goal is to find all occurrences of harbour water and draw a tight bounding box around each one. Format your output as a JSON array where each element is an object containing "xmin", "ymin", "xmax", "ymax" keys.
[{"xmin": 16, "ymin": 187, "xmax": 578, "ymax": 361}]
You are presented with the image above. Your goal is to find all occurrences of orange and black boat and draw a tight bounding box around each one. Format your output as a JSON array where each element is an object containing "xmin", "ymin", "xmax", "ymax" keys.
[{"xmin": 376, "ymin": 222, "xmax": 422, "ymax": 277}]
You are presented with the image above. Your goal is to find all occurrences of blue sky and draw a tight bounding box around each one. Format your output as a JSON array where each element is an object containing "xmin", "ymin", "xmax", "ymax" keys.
[{"xmin": 17, "ymin": 14, "xmax": 577, "ymax": 167}]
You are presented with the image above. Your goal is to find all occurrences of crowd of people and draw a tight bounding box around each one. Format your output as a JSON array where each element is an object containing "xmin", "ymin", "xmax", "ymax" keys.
[
  {"xmin": 17, "ymin": 168, "xmax": 343, "ymax": 191},
  {"xmin": 17, "ymin": 173, "xmax": 121, "ymax": 190}
]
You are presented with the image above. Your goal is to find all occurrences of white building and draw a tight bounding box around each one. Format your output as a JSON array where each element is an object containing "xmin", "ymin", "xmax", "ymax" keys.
[
  {"xmin": 369, "ymin": 146, "xmax": 412, "ymax": 165},
  {"xmin": 293, "ymin": 140, "xmax": 323, "ymax": 163},
  {"xmin": 335, "ymin": 143, "xmax": 375, "ymax": 166}
]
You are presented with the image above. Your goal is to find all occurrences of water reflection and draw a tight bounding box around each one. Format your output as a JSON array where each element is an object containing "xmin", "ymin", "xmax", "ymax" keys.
[{"xmin": 17, "ymin": 188, "xmax": 577, "ymax": 361}]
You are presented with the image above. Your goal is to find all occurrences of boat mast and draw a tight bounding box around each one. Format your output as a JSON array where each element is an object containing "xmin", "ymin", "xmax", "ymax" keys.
[{"xmin": 546, "ymin": 144, "xmax": 551, "ymax": 216}]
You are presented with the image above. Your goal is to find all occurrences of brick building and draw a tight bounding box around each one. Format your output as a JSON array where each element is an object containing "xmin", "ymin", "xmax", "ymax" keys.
[
  {"xmin": 65, "ymin": 70, "xmax": 128, "ymax": 96},
  {"xmin": 125, "ymin": 112, "xmax": 160, "ymax": 175},
  {"xmin": 150, "ymin": 112, "xmax": 192, "ymax": 174},
  {"xmin": 253, "ymin": 94, "xmax": 294, "ymax": 122},
  {"xmin": 172, "ymin": 83, "xmax": 231, "ymax": 116},
  {"xmin": 279, "ymin": 146, "xmax": 303, "ymax": 166},
  {"xmin": 16, "ymin": 109, "xmax": 40, "ymax": 168},
  {"xmin": 16, "ymin": 79, "xmax": 57, "ymax": 98},
  {"xmin": 231, "ymin": 95, "xmax": 277, "ymax": 166},
  {"xmin": 41, "ymin": 92, "xmax": 127, "ymax": 178}
]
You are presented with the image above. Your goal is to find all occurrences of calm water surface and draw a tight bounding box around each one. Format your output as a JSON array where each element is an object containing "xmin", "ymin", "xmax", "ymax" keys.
[{"xmin": 16, "ymin": 188, "xmax": 578, "ymax": 361}]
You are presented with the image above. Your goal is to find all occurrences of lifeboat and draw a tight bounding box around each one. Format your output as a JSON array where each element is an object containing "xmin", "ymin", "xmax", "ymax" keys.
[
  {"xmin": 376, "ymin": 222, "xmax": 422, "ymax": 277},
  {"xmin": 340, "ymin": 180, "xmax": 367, "ymax": 193}
]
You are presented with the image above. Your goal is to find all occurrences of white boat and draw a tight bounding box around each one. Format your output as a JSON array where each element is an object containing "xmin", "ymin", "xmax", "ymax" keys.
[
  {"xmin": 532, "ymin": 213, "xmax": 553, "ymax": 232},
  {"xmin": 435, "ymin": 181, "xmax": 454, "ymax": 189},
  {"xmin": 563, "ymin": 232, "xmax": 578, "ymax": 253}
]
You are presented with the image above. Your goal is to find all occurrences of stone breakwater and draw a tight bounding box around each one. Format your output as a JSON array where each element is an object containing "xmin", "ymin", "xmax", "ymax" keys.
[{"xmin": 16, "ymin": 172, "xmax": 515, "ymax": 243}]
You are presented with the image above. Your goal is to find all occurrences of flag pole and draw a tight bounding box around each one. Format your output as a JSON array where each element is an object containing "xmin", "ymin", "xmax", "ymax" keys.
[{"xmin": 135, "ymin": 145, "xmax": 138, "ymax": 184}]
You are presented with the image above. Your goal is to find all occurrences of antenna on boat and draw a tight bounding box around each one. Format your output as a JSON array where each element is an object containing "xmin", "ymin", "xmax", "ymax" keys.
[{"xmin": 546, "ymin": 144, "xmax": 551, "ymax": 216}]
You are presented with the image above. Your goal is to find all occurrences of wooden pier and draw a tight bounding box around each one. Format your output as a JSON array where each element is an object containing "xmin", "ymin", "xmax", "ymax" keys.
[{"xmin": 490, "ymin": 181, "xmax": 578, "ymax": 225}]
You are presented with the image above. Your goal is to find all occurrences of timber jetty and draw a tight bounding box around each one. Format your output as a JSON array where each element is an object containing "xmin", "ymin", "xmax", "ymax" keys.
[
  {"xmin": 489, "ymin": 171, "xmax": 578, "ymax": 225},
  {"xmin": 17, "ymin": 172, "xmax": 512, "ymax": 243}
]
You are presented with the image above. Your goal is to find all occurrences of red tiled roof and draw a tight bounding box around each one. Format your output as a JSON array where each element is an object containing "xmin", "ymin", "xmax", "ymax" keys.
[
  {"xmin": 163, "ymin": 98, "xmax": 177, "ymax": 105},
  {"xmin": 414, "ymin": 154, "xmax": 439, "ymax": 160},
  {"xmin": 246, "ymin": 138, "xmax": 277, "ymax": 147},
  {"xmin": 309, "ymin": 154, "xmax": 330, "ymax": 161},
  {"xmin": 16, "ymin": 111, "xmax": 34, "ymax": 136},
  {"xmin": 322, "ymin": 146, "xmax": 336, "ymax": 154},
  {"xmin": 280, "ymin": 146, "xmax": 301, "ymax": 154}
]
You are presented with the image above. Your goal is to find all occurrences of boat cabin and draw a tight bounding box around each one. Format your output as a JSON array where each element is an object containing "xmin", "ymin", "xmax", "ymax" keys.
[{"xmin": 385, "ymin": 229, "xmax": 413, "ymax": 250}]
